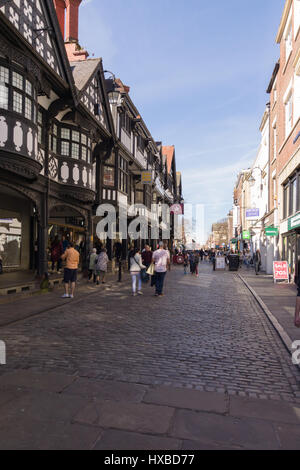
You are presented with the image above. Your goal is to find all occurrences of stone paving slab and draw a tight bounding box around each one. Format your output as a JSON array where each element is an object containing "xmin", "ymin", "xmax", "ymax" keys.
[
  {"xmin": 170, "ymin": 409, "xmax": 280, "ymax": 450},
  {"xmin": 0, "ymin": 390, "xmax": 89, "ymax": 423},
  {"xmin": 0, "ymin": 419, "xmax": 102, "ymax": 450},
  {"xmin": 0, "ymin": 371, "xmax": 76, "ymax": 393},
  {"xmin": 93, "ymin": 430, "xmax": 182, "ymax": 451},
  {"xmin": 62, "ymin": 377, "xmax": 148, "ymax": 403},
  {"xmin": 181, "ymin": 440, "xmax": 243, "ymax": 450},
  {"xmin": 74, "ymin": 400, "xmax": 175, "ymax": 435},
  {"xmin": 143, "ymin": 386, "xmax": 227, "ymax": 414},
  {"xmin": 273, "ymin": 422, "xmax": 300, "ymax": 450},
  {"xmin": 229, "ymin": 395, "xmax": 300, "ymax": 425}
]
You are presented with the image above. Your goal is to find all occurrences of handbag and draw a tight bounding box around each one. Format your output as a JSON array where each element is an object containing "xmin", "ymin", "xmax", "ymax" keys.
[
  {"xmin": 146, "ymin": 263, "xmax": 155, "ymax": 276},
  {"xmin": 141, "ymin": 269, "xmax": 149, "ymax": 283}
]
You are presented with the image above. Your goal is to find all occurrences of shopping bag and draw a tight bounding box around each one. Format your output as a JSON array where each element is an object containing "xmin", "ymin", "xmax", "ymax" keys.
[{"xmin": 146, "ymin": 263, "xmax": 155, "ymax": 276}]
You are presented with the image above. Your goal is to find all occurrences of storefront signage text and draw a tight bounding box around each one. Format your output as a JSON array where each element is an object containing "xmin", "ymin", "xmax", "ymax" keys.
[
  {"xmin": 273, "ymin": 261, "xmax": 289, "ymax": 283},
  {"xmin": 265, "ymin": 227, "xmax": 279, "ymax": 237},
  {"xmin": 288, "ymin": 213, "xmax": 300, "ymax": 231}
]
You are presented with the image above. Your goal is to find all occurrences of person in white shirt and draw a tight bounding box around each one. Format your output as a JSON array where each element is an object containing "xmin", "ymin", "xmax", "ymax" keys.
[
  {"xmin": 152, "ymin": 241, "xmax": 170, "ymax": 297},
  {"xmin": 129, "ymin": 248, "xmax": 146, "ymax": 296}
]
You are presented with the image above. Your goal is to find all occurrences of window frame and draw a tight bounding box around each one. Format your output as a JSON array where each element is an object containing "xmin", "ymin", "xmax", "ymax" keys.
[{"xmin": 0, "ymin": 61, "xmax": 37, "ymax": 123}]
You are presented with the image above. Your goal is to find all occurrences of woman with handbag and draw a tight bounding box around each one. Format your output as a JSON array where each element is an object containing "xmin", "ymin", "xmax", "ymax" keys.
[{"xmin": 129, "ymin": 249, "xmax": 146, "ymax": 296}]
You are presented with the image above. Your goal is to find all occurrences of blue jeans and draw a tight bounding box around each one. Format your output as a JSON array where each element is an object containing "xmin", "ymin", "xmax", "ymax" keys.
[
  {"xmin": 131, "ymin": 273, "xmax": 142, "ymax": 293},
  {"xmin": 155, "ymin": 271, "xmax": 166, "ymax": 295}
]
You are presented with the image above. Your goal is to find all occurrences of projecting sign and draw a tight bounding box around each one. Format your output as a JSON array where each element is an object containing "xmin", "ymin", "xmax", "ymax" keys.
[
  {"xmin": 265, "ymin": 227, "xmax": 279, "ymax": 237},
  {"xmin": 246, "ymin": 209, "xmax": 260, "ymax": 219},
  {"xmin": 243, "ymin": 230, "xmax": 250, "ymax": 240},
  {"xmin": 141, "ymin": 171, "xmax": 153, "ymax": 184}
]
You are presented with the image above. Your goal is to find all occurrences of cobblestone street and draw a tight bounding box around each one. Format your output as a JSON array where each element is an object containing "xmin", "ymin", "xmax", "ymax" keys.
[{"xmin": 0, "ymin": 263, "xmax": 300, "ymax": 449}]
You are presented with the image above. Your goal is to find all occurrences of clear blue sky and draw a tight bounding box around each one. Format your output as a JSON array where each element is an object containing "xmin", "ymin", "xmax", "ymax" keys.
[{"xmin": 80, "ymin": 0, "xmax": 285, "ymax": 240}]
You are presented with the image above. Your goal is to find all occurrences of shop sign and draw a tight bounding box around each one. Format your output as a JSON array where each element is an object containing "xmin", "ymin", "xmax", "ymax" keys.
[
  {"xmin": 242, "ymin": 230, "xmax": 250, "ymax": 240},
  {"xmin": 265, "ymin": 227, "xmax": 279, "ymax": 237},
  {"xmin": 246, "ymin": 209, "xmax": 259, "ymax": 219},
  {"xmin": 141, "ymin": 171, "xmax": 153, "ymax": 184},
  {"xmin": 288, "ymin": 213, "xmax": 300, "ymax": 231},
  {"xmin": 231, "ymin": 238, "xmax": 238, "ymax": 244},
  {"xmin": 273, "ymin": 261, "xmax": 289, "ymax": 282}
]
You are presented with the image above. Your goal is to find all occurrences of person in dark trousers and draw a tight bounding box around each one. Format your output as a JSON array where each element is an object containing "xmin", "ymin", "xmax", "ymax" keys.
[
  {"xmin": 254, "ymin": 249, "xmax": 261, "ymax": 275},
  {"xmin": 51, "ymin": 236, "xmax": 63, "ymax": 272},
  {"xmin": 152, "ymin": 242, "xmax": 170, "ymax": 297}
]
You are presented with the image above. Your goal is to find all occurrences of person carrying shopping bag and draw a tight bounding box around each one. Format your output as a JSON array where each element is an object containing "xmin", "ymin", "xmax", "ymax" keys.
[{"xmin": 129, "ymin": 248, "xmax": 146, "ymax": 296}]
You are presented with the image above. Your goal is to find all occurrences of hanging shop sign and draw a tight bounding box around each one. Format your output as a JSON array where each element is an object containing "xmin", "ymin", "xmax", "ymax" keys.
[
  {"xmin": 265, "ymin": 227, "xmax": 279, "ymax": 237},
  {"xmin": 288, "ymin": 213, "xmax": 300, "ymax": 231},
  {"xmin": 273, "ymin": 261, "xmax": 289, "ymax": 283},
  {"xmin": 242, "ymin": 230, "xmax": 250, "ymax": 240},
  {"xmin": 141, "ymin": 171, "xmax": 153, "ymax": 184},
  {"xmin": 246, "ymin": 209, "xmax": 260, "ymax": 219}
]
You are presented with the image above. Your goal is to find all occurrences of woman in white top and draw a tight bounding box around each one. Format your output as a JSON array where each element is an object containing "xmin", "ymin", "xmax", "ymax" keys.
[{"xmin": 129, "ymin": 248, "xmax": 146, "ymax": 296}]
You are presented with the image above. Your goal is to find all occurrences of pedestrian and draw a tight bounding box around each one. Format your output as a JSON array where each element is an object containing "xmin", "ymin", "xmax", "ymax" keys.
[
  {"xmin": 189, "ymin": 252, "xmax": 195, "ymax": 274},
  {"xmin": 61, "ymin": 242, "xmax": 80, "ymax": 299},
  {"xmin": 183, "ymin": 253, "xmax": 189, "ymax": 275},
  {"xmin": 210, "ymin": 249, "xmax": 216, "ymax": 271},
  {"xmin": 199, "ymin": 249, "xmax": 204, "ymax": 262},
  {"xmin": 129, "ymin": 248, "xmax": 146, "ymax": 296},
  {"xmin": 95, "ymin": 248, "xmax": 109, "ymax": 285},
  {"xmin": 254, "ymin": 249, "xmax": 261, "ymax": 275},
  {"xmin": 88, "ymin": 248, "xmax": 97, "ymax": 282},
  {"xmin": 142, "ymin": 244, "xmax": 153, "ymax": 269},
  {"xmin": 51, "ymin": 236, "xmax": 63, "ymax": 272},
  {"xmin": 194, "ymin": 252, "xmax": 199, "ymax": 277},
  {"xmin": 152, "ymin": 241, "xmax": 170, "ymax": 297}
]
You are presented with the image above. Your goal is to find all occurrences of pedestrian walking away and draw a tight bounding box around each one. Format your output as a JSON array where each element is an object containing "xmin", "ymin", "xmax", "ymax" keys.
[
  {"xmin": 51, "ymin": 236, "xmax": 63, "ymax": 272},
  {"xmin": 88, "ymin": 248, "xmax": 97, "ymax": 283},
  {"xmin": 129, "ymin": 248, "xmax": 146, "ymax": 296},
  {"xmin": 254, "ymin": 249, "xmax": 261, "ymax": 275},
  {"xmin": 152, "ymin": 242, "xmax": 170, "ymax": 297},
  {"xmin": 183, "ymin": 253, "xmax": 189, "ymax": 275},
  {"xmin": 95, "ymin": 248, "xmax": 109, "ymax": 285},
  {"xmin": 61, "ymin": 242, "xmax": 80, "ymax": 299}
]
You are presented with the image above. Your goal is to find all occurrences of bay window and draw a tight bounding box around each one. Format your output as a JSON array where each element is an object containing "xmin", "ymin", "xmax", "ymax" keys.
[{"xmin": 0, "ymin": 63, "xmax": 36, "ymax": 122}]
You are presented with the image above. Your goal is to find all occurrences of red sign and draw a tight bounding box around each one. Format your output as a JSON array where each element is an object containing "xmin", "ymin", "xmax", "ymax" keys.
[{"xmin": 273, "ymin": 261, "xmax": 289, "ymax": 281}]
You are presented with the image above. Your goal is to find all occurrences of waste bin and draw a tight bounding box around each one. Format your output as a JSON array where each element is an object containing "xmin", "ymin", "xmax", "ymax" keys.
[{"xmin": 228, "ymin": 254, "xmax": 240, "ymax": 271}]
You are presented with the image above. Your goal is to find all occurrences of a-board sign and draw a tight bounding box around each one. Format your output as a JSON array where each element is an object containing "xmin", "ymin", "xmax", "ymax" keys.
[
  {"xmin": 215, "ymin": 257, "xmax": 226, "ymax": 270},
  {"xmin": 273, "ymin": 261, "xmax": 289, "ymax": 283}
]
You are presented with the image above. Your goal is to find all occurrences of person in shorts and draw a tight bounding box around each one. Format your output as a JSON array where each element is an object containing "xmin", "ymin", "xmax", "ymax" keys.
[{"xmin": 61, "ymin": 242, "xmax": 80, "ymax": 299}]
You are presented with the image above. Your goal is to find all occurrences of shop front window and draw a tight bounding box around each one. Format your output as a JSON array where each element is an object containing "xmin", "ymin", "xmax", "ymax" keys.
[{"xmin": 0, "ymin": 212, "xmax": 22, "ymax": 267}]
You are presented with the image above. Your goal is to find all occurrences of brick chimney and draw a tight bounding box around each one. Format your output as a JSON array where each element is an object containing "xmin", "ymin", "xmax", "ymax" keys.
[
  {"xmin": 53, "ymin": 0, "xmax": 66, "ymax": 40},
  {"xmin": 53, "ymin": 0, "xmax": 88, "ymax": 62}
]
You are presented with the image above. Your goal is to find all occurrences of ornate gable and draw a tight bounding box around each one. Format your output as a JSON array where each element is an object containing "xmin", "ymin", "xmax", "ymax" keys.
[
  {"xmin": 80, "ymin": 74, "xmax": 108, "ymax": 130},
  {"xmin": 0, "ymin": 0, "xmax": 65, "ymax": 79}
]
